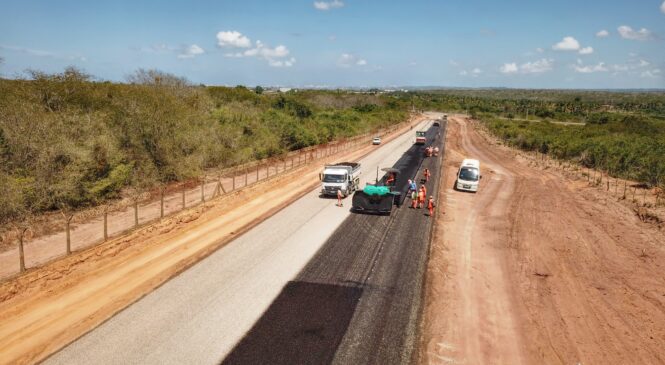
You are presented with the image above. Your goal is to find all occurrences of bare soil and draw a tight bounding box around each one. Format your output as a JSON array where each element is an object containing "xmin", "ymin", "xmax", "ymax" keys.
[{"xmin": 419, "ymin": 116, "xmax": 665, "ymax": 365}]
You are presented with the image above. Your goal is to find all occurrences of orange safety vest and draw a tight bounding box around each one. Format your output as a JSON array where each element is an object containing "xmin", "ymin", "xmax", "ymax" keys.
[
  {"xmin": 418, "ymin": 191, "xmax": 425, "ymax": 202},
  {"xmin": 428, "ymin": 199, "xmax": 435, "ymax": 209}
]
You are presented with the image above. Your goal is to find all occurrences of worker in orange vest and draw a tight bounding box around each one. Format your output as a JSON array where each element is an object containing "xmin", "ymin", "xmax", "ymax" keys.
[
  {"xmin": 427, "ymin": 196, "xmax": 436, "ymax": 217},
  {"xmin": 411, "ymin": 189, "xmax": 418, "ymax": 209},
  {"xmin": 386, "ymin": 172, "xmax": 395, "ymax": 185},
  {"xmin": 421, "ymin": 184, "xmax": 427, "ymax": 199},
  {"xmin": 418, "ymin": 189, "xmax": 425, "ymax": 209},
  {"xmin": 337, "ymin": 189, "xmax": 344, "ymax": 207},
  {"xmin": 423, "ymin": 168, "xmax": 431, "ymax": 182}
]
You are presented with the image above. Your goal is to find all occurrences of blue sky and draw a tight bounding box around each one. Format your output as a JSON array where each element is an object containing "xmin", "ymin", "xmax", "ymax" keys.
[{"xmin": 1, "ymin": 0, "xmax": 664, "ymax": 88}]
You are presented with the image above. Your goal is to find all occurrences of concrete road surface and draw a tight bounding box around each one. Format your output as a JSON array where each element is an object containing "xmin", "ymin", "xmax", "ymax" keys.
[{"xmin": 46, "ymin": 116, "xmax": 439, "ymax": 365}]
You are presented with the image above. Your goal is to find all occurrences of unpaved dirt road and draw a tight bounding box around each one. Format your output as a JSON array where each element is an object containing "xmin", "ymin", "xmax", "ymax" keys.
[
  {"xmin": 38, "ymin": 117, "xmax": 437, "ymax": 365},
  {"xmin": 420, "ymin": 116, "xmax": 665, "ymax": 364}
]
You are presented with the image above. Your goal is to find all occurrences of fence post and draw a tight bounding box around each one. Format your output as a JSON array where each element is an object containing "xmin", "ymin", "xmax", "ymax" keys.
[
  {"xmin": 623, "ymin": 181, "xmax": 627, "ymax": 199},
  {"xmin": 182, "ymin": 186, "xmax": 186, "ymax": 209},
  {"xmin": 232, "ymin": 166, "xmax": 236, "ymax": 191},
  {"xmin": 256, "ymin": 163, "xmax": 260, "ymax": 182},
  {"xmin": 18, "ymin": 227, "xmax": 28, "ymax": 272},
  {"xmin": 606, "ymin": 180, "xmax": 609, "ymax": 191},
  {"xmin": 65, "ymin": 215, "xmax": 73, "ymax": 255},
  {"xmin": 304, "ymin": 150, "xmax": 308, "ymax": 164},
  {"xmin": 245, "ymin": 167, "xmax": 248, "ymax": 186},
  {"xmin": 267, "ymin": 162, "xmax": 270, "ymax": 178},
  {"xmin": 632, "ymin": 187, "xmax": 636, "ymax": 201},
  {"xmin": 103, "ymin": 208, "xmax": 108, "ymax": 241},
  {"xmin": 643, "ymin": 189, "xmax": 647, "ymax": 206},
  {"xmin": 160, "ymin": 189, "xmax": 165, "ymax": 218},
  {"xmin": 134, "ymin": 200, "xmax": 139, "ymax": 227},
  {"xmin": 201, "ymin": 176, "xmax": 205, "ymax": 203}
]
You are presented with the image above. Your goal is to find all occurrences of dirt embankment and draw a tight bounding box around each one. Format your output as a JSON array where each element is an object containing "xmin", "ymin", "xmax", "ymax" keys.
[
  {"xmin": 0, "ymin": 115, "xmax": 426, "ymax": 365},
  {"xmin": 420, "ymin": 116, "xmax": 665, "ymax": 365}
]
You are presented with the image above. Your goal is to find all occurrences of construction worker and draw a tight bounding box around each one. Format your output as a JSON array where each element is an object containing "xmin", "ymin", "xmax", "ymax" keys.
[
  {"xmin": 421, "ymin": 184, "xmax": 427, "ymax": 199},
  {"xmin": 411, "ymin": 189, "xmax": 418, "ymax": 209},
  {"xmin": 434, "ymin": 146, "xmax": 439, "ymax": 156},
  {"xmin": 418, "ymin": 189, "xmax": 425, "ymax": 209},
  {"xmin": 386, "ymin": 172, "xmax": 395, "ymax": 185},
  {"xmin": 409, "ymin": 179, "xmax": 417, "ymax": 193},
  {"xmin": 424, "ymin": 168, "xmax": 431, "ymax": 182},
  {"xmin": 427, "ymin": 196, "xmax": 436, "ymax": 217},
  {"xmin": 337, "ymin": 189, "xmax": 344, "ymax": 207}
]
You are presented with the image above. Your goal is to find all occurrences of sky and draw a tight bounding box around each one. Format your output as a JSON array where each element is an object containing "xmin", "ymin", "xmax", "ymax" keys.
[{"xmin": 0, "ymin": 0, "xmax": 664, "ymax": 89}]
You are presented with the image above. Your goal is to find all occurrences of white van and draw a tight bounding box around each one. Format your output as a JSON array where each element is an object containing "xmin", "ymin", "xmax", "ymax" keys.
[{"xmin": 455, "ymin": 159, "xmax": 481, "ymax": 192}]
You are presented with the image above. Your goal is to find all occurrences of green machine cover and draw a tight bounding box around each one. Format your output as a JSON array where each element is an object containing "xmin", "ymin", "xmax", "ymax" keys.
[{"xmin": 362, "ymin": 185, "xmax": 391, "ymax": 196}]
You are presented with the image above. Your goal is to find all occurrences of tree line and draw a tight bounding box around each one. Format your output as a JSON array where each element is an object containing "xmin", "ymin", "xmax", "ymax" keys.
[{"xmin": 0, "ymin": 68, "xmax": 407, "ymax": 224}]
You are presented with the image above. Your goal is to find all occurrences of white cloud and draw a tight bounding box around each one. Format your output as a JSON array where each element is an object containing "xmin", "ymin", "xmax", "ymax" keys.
[
  {"xmin": 313, "ymin": 0, "xmax": 344, "ymax": 10},
  {"xmin": 618, "ymin": 26, "xmax": 652, "ymax": 41},
  {"xmin": 408, "ymin": 61, "xmax": 417, "ymax": 67},
  {"xmin": 521, "ymin": 59, "xmax": 554, "ymax": 73},
  {"xmin": 328, "ymin": 35, "xmax": 337, "ymax": 41},
  {"xmin": 338, "ymin": 53, "xmax": 367, "ymax": 68},
  {"xmin": 596, "ymin": 30, "xmax": 609, "ymax": 38},
  {"xmin": 459, "ymin": 70, "xmax": 468, "ymax": 76},
  {"xmin": 641, "ymin": 69, "xmax": 662, "ymax": 78},
  {"xmin": 216, "ymin": 31, "xmax": 252, "ymax": 48},
  {"xmin": 578, "ymin": 46, "xmax": 594, "ymax": 55},
  {"xmin": 552, "ymin": 36, "xmax": 580, "ymax": 51},
  {"xmin": 501, "ymin": 59, "xmax": 553, "ymax": 74},
  {"xmin": 471, "ymin": 68, "xmax": 482, "ymax": 75},
  {"xmin": 573, "ymin": 62, "xmax": 608, "ymax": 73},
  {"xmin": 500, "ymin": 63, "xmax": 518, "ymax": 74},
  {"xmin": 219, "ymin": 33, "xmax": 294, "ymax": 67},
  {"xmin": 449, "ymin": 60, "xmax": 459, "ymax": 67},
  {"xmin": 177, "ymin": 44, "xmax": 204, "ymax": 59},
  {"xmin": 661, "ymin": 1, "xmax": 665, "ymax": 14},
  {"xmin": 536, "ymin": 47, "xmax": 544, "ymax": 53},
  {"xmin": 268, "ymin": 57, "xmax": 296, "ymax": 67},
  {"xmin": 0, "ymin": 44, "xmax": 86, "ymax": 61}
]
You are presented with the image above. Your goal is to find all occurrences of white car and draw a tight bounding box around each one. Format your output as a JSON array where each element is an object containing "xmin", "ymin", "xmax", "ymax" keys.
[
  {"xmin": 372, "ymin": 137, "xmax": 381, "ymax": 145},
  {"xmin": 456, "ymin": 158, "xmax": 481, "ymax": 192}
]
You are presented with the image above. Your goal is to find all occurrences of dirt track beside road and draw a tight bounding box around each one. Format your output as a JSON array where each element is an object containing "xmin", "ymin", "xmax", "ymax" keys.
[{"xmin": 420, "ymin": 116, "xmax": 665, "ymax": 365}]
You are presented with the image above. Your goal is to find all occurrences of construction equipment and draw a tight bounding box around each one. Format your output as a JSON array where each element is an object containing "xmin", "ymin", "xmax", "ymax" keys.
[
  {"xmin": 320, "ymin": 162, "xmax": 361, "ymax": 197},
  {"xmin": 415, "ymin": 131, "xmax": 426, "ymax": 145},
  {"xmin": 351, "ymin": 167, "xmax": 401, "ymax": 215}
]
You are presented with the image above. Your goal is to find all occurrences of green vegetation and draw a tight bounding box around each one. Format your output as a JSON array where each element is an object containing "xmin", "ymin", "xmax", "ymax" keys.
[
  {"xmin": 0, "ymin": 68, "xmax": 407, "ymax": 223},
  {"xmin": 2, "ymin": 66, "xmax": 663, "ymax": 224}
]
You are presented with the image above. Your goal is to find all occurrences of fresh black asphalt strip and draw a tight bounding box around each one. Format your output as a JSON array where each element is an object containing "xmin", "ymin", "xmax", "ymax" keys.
[{"xmin": 222, "ymin": 122, "xmax": 446, "ymax": 365}]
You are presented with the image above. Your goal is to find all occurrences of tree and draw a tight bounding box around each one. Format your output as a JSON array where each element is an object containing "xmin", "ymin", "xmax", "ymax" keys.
[{"xmin": 254, "ymin": 85, "xmax": 264, "ymax": 94}]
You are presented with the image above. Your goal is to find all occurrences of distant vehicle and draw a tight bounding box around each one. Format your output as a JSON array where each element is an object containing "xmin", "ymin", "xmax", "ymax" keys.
[
  {"xmin": 320, "ymin": 162, "xmax": 361, "ymax": 197},
  {"xmin": 372, "ymin": 136, "xmax": 382, "ymax": 145},
  {"xmin": 455, "ymin": 159, "xmax": 481, "ymax": 192},
  {"xmin": 433, "ymin": 120, "xmax": 440, "ymax": 127},
  {"xmin": 415, "ymin": 131, "xmax": 426, "ymax": 145}
]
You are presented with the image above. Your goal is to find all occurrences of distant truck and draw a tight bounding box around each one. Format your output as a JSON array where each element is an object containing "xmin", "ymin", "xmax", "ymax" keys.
[
  {"xmin": 415, "ymin": 131, "xmax": 427, "ymax": 145},
  {"xmin": 320, "ymin": 162, "xmax": 361, "ymax": 196}
]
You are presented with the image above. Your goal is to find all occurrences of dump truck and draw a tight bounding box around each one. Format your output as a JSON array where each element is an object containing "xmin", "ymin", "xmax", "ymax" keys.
[
  {"xmin": 320, "ymin": 162, "xmax": 361, "ymax": 197},
  {"xmin": 415, "ymin": 130, "xmax": 426, "ymax": 145}
]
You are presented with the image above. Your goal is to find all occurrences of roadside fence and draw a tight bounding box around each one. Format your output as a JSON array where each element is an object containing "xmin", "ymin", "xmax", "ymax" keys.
[{"xmin": 1, "ymin": 118, "xmax": 415, "ymax": 281}]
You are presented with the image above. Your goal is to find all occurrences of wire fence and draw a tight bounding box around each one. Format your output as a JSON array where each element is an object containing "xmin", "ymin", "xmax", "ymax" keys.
[
  {"xmin": 0, "ymin": 120, "xmax": 412, "ymax": 281},
  {"xmin": 523, "ymin": 150, "xmax": 665, "ymax": 211}
]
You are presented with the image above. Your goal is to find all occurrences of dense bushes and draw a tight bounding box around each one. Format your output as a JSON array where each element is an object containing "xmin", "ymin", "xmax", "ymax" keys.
[
  {"xmin": 483, "ymin": 116, "xmax": 665, "ymax": 187},
  {"xmin": 0, "ymin": 69, "xmax": 407, "ymax": 222}
]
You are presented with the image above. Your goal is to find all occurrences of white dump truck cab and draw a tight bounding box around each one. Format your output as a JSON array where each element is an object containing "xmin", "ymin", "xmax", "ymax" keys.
[
  {"xmin": 320, "ymin": 162, "xmax": 361, "ymax": 196},
  {"xmin": 456, "ymin": 159, "xmax": 481, "ymax": 192}
]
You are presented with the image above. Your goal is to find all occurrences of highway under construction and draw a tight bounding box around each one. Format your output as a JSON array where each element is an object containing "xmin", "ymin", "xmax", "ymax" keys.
[{"xmin": 223, "ymin": 123, "xmax": 446, "ymax": 364}]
